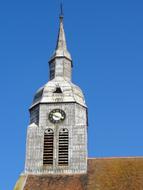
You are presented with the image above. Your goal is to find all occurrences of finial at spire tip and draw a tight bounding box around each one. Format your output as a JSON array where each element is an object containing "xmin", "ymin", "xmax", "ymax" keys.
[{"xmin": 60, "ymin": 2, "xmax": 64, "ymax": 20}]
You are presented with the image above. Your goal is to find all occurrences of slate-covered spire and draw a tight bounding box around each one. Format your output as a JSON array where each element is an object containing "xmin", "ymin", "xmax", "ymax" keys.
[{"xmin": 51, "ymin": 5, "xmax": 72, "ymax": 61}]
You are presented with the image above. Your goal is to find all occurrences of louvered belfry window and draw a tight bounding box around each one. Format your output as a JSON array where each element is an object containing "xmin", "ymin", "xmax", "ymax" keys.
[
  {"xmin": 58, "ymin": 129, "xmax": 69, "ymax": 166},
  {"xmin": 43, "ymin": 129, "xmax": 54, "ymax": 165}
]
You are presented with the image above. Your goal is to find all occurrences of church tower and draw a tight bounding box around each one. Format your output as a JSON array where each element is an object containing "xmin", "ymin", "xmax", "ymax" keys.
[{"xmin": 25, "ymin": 10, "xmax": 88, "ymax": 174}]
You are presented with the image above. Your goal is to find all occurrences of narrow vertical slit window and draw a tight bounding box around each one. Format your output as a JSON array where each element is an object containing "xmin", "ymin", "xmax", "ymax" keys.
[
  {"xmin": 58, "ymin": 129, "xmax": 69, "ymax": 166},
  {"xmin": 43, "ymin": 129, "xmax": 54, "ymax": 165},
  {"xmin": 50, "ymin": 62, "xmax": 55, "ymax": 80}
]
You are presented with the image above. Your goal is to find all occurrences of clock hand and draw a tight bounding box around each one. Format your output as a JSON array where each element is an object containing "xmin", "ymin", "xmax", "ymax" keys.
[
  {"xmin": 53, "ymin": 115, "xmax": 60, "ymax": 119},
  {"xmin": 53, "ymin": 113, "xmax": 61, "ymax": 120},
  {"xmin": 53, "ymin": 113, "xmax": 61, "ymax": 117}
]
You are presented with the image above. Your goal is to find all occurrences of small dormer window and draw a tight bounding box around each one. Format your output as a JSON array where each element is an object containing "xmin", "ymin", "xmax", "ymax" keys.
[{"xmin": 54, "ymin": 87, "xmax": 62, "ymax": 93}]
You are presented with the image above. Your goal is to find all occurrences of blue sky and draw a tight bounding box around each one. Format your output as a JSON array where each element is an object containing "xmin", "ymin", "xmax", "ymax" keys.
[{"xmin": 0, "ymin": 0, "xmax": 143, "ymax": 189}]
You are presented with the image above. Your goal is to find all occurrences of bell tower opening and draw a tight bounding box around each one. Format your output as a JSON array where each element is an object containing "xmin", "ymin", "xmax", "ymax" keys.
[
  {"xmin": 43, "ymin": 129, "xmax": 54, "ymax": 165},
  {"xmin": 58, "ymin": 129, "xmax": 69, "ymax": 166}
]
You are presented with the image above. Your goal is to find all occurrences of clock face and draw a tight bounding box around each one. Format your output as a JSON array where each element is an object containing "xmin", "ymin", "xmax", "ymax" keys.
[{"xmin": 49, "ymin": 109, "xmax": 66, "ymax": 124}]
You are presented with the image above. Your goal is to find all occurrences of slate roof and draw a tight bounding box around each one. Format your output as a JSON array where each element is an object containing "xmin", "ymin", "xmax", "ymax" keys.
[
  {"xmin": 51, "ymin": 15, "xmax": 72, "ymax": 61},
  {"xmin": 31, "ymin": 78, "xmax": 86, "ymax": 108},
  {"xmin": 14, "ymin": 157, "xmax": 143, "ymax": 190}
]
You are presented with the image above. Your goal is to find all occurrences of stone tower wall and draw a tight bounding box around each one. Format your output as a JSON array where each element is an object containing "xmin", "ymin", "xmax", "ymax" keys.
[{"xmin": 25, "ymin": 102, "xmax": 87, "ymax": 174}]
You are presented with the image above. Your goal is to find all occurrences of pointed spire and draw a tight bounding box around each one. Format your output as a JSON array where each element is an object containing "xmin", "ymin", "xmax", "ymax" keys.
[{"xmin": 51, "ymin": 4, "xmax": 72, "ymax": 61}]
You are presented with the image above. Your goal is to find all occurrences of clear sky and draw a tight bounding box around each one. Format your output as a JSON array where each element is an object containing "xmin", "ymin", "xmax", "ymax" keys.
[{"xmin": 0, "ymin": 0, "xmax": 143, "ymax": 189}]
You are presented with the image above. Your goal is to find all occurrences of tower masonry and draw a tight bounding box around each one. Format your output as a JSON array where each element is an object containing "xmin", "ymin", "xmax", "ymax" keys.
[{"xmin": 25, "ymin": 13, "xmax": 88, "ymax": 174}]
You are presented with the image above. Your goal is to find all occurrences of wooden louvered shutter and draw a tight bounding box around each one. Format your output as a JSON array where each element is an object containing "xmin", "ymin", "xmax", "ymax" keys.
[
  {"xmin": 58, "ymin": 129, "xmax": 69, "ymax": 166},
  {"xmin": 43, "ymin": 129, "xmax": 54, "ymax": 165}
]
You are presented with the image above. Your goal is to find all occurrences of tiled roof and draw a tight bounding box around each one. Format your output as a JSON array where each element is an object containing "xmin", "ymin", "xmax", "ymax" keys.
[{"xmin": 14, "ymin": 157, "xmax": 143, "ymax": 190}]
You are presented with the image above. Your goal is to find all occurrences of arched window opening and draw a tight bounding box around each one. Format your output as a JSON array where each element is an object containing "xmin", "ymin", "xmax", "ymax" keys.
[
  {"xmin": 58, "ymin": 129, "xmax": 69, "ymax": 166},
  {"xmin": 43, "ymin": 129, "xmax": 54, "ymax": 165}
]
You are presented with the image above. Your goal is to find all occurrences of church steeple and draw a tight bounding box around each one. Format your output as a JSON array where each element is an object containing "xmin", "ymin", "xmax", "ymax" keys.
[
  {"xmin": 49, "ymin": 9, "xmax": 72, "ymax": 81},
  {"xmin": 51, "ymin": 5, "xmax": 72, "ymax": 61}
]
